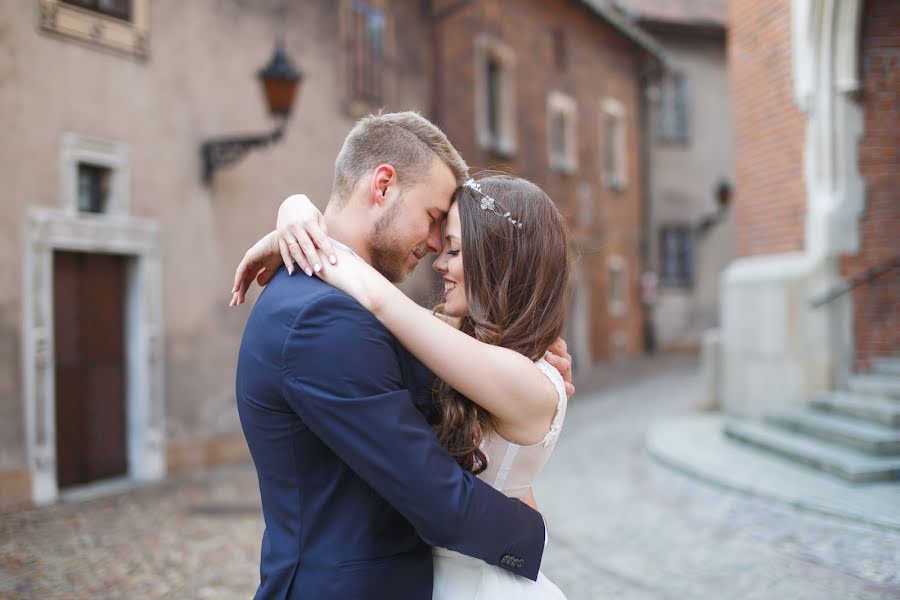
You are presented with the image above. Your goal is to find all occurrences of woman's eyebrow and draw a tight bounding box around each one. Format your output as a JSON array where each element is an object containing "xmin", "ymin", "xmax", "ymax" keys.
[{"xmin": 445, "ymin": 234, "xmax": 460, "ymax": 243}]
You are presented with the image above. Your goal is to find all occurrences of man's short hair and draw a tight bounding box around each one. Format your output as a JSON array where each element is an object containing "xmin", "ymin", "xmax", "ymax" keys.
[{"xmin": 330, "ymin": 111, "xmax": 469, "ymax": 208}]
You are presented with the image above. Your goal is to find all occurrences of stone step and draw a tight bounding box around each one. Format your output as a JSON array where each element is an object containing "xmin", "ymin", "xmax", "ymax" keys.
[
  {"xmin": 765, "ymin": 407, "xmax": 900, "ymax": 455},
  {"xmin": 846, "ymin": 374, "xmax": 900, "ymax": 401},
  {"xmin": 810, "ymin": 391, "xmax": 900, "ymax": 428},
  {"xmin": 724, "ymin": 419, "xmax": 900, "ymax": 483},
  {"xmin": 872, "ymin": 357, "xmax": 900, "ymax": 377}
]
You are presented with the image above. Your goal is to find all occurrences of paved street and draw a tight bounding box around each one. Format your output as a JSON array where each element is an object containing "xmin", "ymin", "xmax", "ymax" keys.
[{"xmin": 2, "ymin": 356, "xmax": 899, "ymax": 599}]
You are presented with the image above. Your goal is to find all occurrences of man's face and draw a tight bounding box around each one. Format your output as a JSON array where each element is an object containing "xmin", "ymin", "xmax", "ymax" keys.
[{"xmin": 368, "ymin": 158, "xmax": 457, "ymax": 282}]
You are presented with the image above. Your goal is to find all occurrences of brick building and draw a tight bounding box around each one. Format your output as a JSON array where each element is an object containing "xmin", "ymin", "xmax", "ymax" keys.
[
  {"xmin": 715, "ymin": 0, "xmax": 899, "ymax": 479},
  {"xmin": 429, "ymin": 0, "xmax": 665, "ymax": 368}
]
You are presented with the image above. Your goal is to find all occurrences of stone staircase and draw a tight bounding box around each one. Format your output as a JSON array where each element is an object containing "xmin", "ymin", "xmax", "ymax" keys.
[{"xmin": 724, "ymin": 357, "xmax": 900, "ymax": 483}]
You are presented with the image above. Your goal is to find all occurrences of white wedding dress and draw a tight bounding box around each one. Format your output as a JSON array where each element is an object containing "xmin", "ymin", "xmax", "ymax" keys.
[{"xmin": 432, "ymin": 358, "xmax": 568, "ymax": 599}]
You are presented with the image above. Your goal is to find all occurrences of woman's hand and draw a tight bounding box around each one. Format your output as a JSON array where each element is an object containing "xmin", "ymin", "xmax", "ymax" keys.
[
  {"xmin": 276, "ymin": 194, "xmax": 337, "ymax": 277},
  {"xmin": 230, "ymin": 231, "xmax": 282, "ymax": 306},
  {"xmin": 545, "ymin": 338, "xmax": 575, "ymax": 397}
]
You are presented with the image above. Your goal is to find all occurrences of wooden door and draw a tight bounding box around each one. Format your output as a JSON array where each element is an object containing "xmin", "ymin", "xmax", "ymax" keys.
[{"xmin": 54, "ymin": 251, "xmax": 128, "ymax": 488}]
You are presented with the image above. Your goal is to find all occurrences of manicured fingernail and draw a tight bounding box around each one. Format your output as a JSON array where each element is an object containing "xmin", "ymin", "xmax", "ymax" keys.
[
  {"xmin": 329, "ymin": 255, "xmax": 337, "ymax": 265},
  {"xmin": 314, "ymin": 263, "xmax": 321, "ymax": 273},
  {"xmin": 287, "ymin": 265, "xmax": 294, "ymax": 275},
  {"xmin": 305, "ymin": 267, "xmax": 313, "ymax": 276}
]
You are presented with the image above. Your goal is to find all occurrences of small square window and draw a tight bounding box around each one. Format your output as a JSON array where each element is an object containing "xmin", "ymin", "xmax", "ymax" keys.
[
  {"xmin": 659, "ymin": 225, "xmax": 694, "ymax": 287},
  {"xmin": 547, "ymin": 91, "xmax": 577, "ymax": 173},
  {"xmin": 607, "ymin": 256, "xmax": 627, "ymax": 316},
  {"xmin": 349, "ymin": 0, "xmax": 386, "ymax": 104},
  {"xmin": 475, "ymin": 36, "xmax": 516, "ymax": 156},
  {"xmin": 657, "ymin": 72, "xmax": 690, "ymax": 143},
  {"xmin": 77, "ymin": 163, "xmax": 111, "ymax": 214},
  {"xmin": 601, "ymin": 99, "xmax": 627, "ymax": 191},
  {"xmin": 62, "ymin": 0, "xmax": 132, "ymax": 22}
]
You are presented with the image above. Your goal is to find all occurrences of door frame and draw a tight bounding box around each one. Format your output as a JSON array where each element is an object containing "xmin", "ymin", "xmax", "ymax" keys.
[{"xmin": 23, "ymin": 208, "xmax": 164, "ymax": 504}]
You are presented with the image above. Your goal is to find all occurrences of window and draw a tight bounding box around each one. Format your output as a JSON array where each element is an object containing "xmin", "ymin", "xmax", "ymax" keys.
[
  {"xmin": 601, "ymin": 99, "xmax": 627, "ymax": 190},
  {"xmin": 659, "ymin": 226, "xmax": 694, "ymax": 287},
  {"xmin": 349, "ymin": 0, "xmax": 386, "ymax": 104},
  {"xmin": 40, "ymin": 0, "xmax": 149, "ymax": 57},
  {"xmin": 657, "ymin": 72, "xmax": 690, "ymax": 142},
  {"xmin": 62, "ymin": 0, "xmax": 130, "ymax": 21},
  {"xmin": 76, "ymin": 164, "xmax": 111, "ymax": 214},
  {"xmin": 475, "ymin": 36, "xmax": 516, "ymax": 156},
  {"xmin": 60, "ymin": 133, "xmax": 130, "ymax": 216},
  {"xmin": 607, "ymin": 255, "xmax": 627, "ymax": 316},
  {"xmin": 547, "ymin": 91, "xmax": 577, "ymax": 173}
]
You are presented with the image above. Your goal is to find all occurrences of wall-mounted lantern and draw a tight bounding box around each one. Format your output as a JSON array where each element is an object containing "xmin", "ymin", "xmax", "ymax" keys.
[
  {"xmin": 201, "ymin": 41, "xmax": 303, "ymax": 183},
  {"xmin": 695, "ymin": 179, "xmax": 733, "ymax": 235}
]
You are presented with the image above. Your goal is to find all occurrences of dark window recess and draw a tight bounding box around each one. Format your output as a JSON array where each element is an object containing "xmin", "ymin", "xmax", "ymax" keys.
[
  {"xmin": 350, "ymin": 0, "xmax": 386, "ymax": 104},
  {"xmin": 62, "ymin": 0, "xmax": 132, "ymax": 21},
  {"xmin": 550, "ymin": 111, "xmax": 567, "ymax": 160},
  {"xmin": 77, "ymin": 163, "xmax": 111, "ymax": 214},
  {"xmin": 657, "ymin": 73, "xmax": 690, "ymax": 142},
  {"xmin": 660, "ymin": 226, "xmax": 694, "ymax": 287},
  {"xmin": 552, "ymin": 28, "xmax": 567, "ymax": 71},
  {"xmin": 486, "ymin": 55, "xmax": 503, "ymax": 144}
]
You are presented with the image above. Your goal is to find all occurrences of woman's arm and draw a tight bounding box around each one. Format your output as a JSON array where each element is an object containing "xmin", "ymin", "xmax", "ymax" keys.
[{"xmin": 317, "ymin": 252, "xmax": 559, "ymax": 442}]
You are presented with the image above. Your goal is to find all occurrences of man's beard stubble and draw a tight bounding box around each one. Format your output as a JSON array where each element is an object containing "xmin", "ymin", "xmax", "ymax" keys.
[{"xmin": 368, "ymin": 195, "xmax": 420, "ymax": 283}]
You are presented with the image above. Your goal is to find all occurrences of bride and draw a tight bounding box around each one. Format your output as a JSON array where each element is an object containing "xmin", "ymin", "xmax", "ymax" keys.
[{"xmin": 232, "ymin": 175, "xmax": 571, "ymax": 599}]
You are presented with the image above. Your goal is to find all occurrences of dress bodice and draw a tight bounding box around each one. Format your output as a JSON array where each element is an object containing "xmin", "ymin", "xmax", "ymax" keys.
[{"xmin": 476, "ymin": 358, "xmax": 568, "ymax": 500}]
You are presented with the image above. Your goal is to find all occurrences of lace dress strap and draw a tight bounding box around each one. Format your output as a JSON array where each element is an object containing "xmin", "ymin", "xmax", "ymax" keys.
[{"xmin": 534, "ymin": 358, "xmax": 568, "ymax": 448}]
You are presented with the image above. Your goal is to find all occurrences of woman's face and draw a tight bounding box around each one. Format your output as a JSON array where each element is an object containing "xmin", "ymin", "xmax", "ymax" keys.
[{"xmin": 432, "ymin": 202, "xmax": 467, "ymax": 317}]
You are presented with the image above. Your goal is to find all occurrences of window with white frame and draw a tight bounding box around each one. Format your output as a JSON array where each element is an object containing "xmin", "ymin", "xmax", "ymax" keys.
[
  {"xmin": 657, "ymin": 72, "xmax": 690, "ymax": 143},
  {"xmin": 60, "ymin": 133, "xmax": 130, "ymax": 216},
  {"xmin": 547, "ymin": 91, "xmax": 577, "ymax": 174},
  {"xmin": 659, "ymin": 225, "xmax": 694, "ymax": 287},
  {"xmin": 39, "ymin": 0, "xmax": 150, "ymax": 58},
  {"xmin": 601, "ymin": 98, "xmax": 627, "ymax": 191},
  {"xmin": 475, "ymin": 35, "xmax": 516, "ymax": 157},
  {"xmin": 607, "ymin": 255, "xmax": 627, "ymax": 316}
]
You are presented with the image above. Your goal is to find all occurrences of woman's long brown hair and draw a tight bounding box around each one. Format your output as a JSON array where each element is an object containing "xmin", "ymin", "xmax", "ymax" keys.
[{"xmin": 434, "ymin": 176, "xmax": 572, "ymax": 473}]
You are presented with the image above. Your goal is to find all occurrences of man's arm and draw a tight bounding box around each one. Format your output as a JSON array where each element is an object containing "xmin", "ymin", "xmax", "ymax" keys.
[{"xmin": 281, "ymin": 291, "xmax": 546, "ymax": 580}]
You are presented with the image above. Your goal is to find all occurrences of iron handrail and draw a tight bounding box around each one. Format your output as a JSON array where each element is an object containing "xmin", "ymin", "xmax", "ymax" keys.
[{"xmin": 809, "ymin": 253, "xmax": 900, "ymax": 308}]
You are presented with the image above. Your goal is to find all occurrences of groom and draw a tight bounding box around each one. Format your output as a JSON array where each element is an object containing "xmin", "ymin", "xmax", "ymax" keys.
[{"xmin": 236, "ymin": 112, "xmax": 553, "ymax": 599}]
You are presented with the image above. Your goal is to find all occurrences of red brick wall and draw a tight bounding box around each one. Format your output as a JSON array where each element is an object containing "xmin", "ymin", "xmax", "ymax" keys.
[
  {"xmin": 840, "ymin": 0, "xmax": 900, "ymax": 370},
  {"xmin": 435, "ymin": 0, "xmax": 648, "ymax": 361},
  {"xmin": 728, "ymin": 0, "xmax": 806, "ymax": 257}
]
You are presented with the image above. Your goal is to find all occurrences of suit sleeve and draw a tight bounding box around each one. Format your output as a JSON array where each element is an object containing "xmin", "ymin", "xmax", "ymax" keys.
[{"xmin": 281, "ymin": 290, "xmax": 546, "ymax": 580}]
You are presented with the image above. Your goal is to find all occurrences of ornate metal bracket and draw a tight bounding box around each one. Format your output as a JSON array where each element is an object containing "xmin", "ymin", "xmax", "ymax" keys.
[{"xmin": 201, "ymin": 118, "xmax": 286, "ymax": 184}]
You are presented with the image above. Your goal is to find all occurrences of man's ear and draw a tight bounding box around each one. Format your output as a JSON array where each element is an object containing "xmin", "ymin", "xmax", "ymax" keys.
[{"xmin": 369, "ymin": 164, "xmax": 397, "ymax": 208}]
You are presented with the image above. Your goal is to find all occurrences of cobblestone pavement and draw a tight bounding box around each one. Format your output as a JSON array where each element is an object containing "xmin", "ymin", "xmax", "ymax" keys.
[{"xmin": 2, "ymin": 356, "xmax": 899, "ymax": 599}]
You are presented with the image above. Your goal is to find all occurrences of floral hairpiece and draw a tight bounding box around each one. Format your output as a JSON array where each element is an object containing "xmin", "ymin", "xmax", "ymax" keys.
[{"xmin": 463, "ymin": 179, "xmax": 524, "ymax": 229}]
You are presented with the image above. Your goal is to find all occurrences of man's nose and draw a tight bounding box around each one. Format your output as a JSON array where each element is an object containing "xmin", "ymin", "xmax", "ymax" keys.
[{"xmin": 426, "ymin": 228, "xmax": 443, "ymax": 254}]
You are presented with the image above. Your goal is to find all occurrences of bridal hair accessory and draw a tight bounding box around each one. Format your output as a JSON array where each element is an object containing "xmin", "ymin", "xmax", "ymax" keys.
[{"xmin": 463, "ymin": 179, "xmax": 524, "ymax": 229}]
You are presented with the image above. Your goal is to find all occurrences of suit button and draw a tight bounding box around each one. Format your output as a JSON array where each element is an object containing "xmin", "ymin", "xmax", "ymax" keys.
[{"xmin": 517, "ymin": 559, "xmax": 525, "ymax": 568}]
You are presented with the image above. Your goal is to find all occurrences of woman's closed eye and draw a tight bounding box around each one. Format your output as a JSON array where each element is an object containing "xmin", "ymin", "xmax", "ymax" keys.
[{"xmin": 447, "ymin": 250, "xmax": 460, "ymax": 257}]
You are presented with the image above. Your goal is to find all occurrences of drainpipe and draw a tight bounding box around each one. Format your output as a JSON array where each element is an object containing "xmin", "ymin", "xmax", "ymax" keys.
[{"xmin": 639, "ymin": 54, "xmax": 665, "ymax": 354}]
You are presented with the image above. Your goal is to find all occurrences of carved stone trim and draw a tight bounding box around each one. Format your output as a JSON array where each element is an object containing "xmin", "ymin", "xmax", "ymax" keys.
[
  {"xmin": 37, "ymin": 0, "xmax": 151, "ymax": 59},
  {"xmin": 23, "ymin": 207, "xmax": 165, "ymax": 505}
]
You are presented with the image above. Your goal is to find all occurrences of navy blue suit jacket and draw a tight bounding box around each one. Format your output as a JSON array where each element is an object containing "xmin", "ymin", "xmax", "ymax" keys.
[{"xmin": 236, "ymin": 268, "xmax": 545, "ymax": 599}]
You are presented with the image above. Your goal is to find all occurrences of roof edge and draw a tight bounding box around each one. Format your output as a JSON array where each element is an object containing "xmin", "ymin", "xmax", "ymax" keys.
[{"xmin": 578, "ymin": 0, "xmax": 669, "ymax": 68}]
